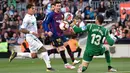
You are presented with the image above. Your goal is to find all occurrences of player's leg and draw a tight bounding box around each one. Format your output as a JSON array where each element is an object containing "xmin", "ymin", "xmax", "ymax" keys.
[
  {"xmin": 62, "ymin": 36, "xmax": 75, "ymax": 62},
  {"xmin": 104, "ymin": 46, "xmax": 117, "ymax": 72},
  {"xmin": 76, "ymin": 47, "xmax": 82, "ymax": 58},
  {"xmin": 77, "ymin": 51, "xmax": 93, "ymax": 73},
  {"xmin": 37, "ymin": 46, "xmax": 55, "ymax": 71},
  {"xmin": 47, "ymin": 48, "xmax": 58, "ymax": 56},
  {"xmin": 59, "ymin": 50, "xmax": 75, "ymax": 69},
  {"xmin": 64, "ymin": 41, "xmax": 80, "ymax": 65},
  {"xmin": 9, "ymin": 49, "xmax": 32, "ymax": 62},
  {"xmin": 47, "ymin": 47, "xmax": 68, "ymax": 65},
  {"xmin": 51, "ymin": 36, "xmax": 75, "ymax": 69},
  {"xmin": 27, "ymin": 35, "xmax": 55, "ymax": 71}
]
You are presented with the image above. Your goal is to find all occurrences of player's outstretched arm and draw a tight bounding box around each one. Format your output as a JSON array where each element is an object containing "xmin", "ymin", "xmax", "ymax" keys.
[
  {"xmin": 105, "ymin": 30, "xmax": 115, "ymax": 46},
  {"xmin": 72, "ymin": 25, "xmax": 87, "ymax": 33}
]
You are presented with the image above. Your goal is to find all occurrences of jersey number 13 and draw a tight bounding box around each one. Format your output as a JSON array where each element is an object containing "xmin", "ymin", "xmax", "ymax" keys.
[{"xmin": 91, "ymin": 34, "xmax": 101, "ymax": 45}]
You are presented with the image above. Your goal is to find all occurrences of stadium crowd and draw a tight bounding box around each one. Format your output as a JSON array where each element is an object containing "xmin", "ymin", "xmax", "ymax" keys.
[{"xmin": 0, "ymin": 0, "xmax": 130, "ymax": 50}]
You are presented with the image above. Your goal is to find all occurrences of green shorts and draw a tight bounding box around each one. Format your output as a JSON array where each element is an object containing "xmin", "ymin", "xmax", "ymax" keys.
[{"xmin": 83, "ymin": 46, "xmax": 106, "ymax": 62}]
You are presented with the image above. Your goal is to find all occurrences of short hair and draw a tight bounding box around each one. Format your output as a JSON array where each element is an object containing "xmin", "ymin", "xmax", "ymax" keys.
[
  {"xmin": 124, "ymin": 29, "xmax": 129, "ymax": 34},
  {"xmin": 53, "ymin": 1, "xmax": 61, "ymax": 5},
  {"xmin": 26, "ymin": 4, "xmax": 34, "ymax": 9},
  {"xmin": 71, "ymin": 34, "xmax": 77, "ymax": 39},
  {"xmin": 51, "ymin": 2, "xmax": 55, "ymax": 6},
  {"xmin": 96, "ymin": 14, "xmax": 104, "ymax": 24}
]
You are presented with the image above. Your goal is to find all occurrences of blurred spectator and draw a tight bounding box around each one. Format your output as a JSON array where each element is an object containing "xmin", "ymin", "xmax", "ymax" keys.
[
  {"xmin": 105, "ymin": 1, "xmax": 117, "ymax": 20},
  {"xmin": 17, "ymin": 20, "xmax": 23, "ymax": 29},
  {"xmin": 1, "ymin": 22, "xmax": 8, "ymax": 30},
  {"xmin": 61, "ymin": 4, "xmax": 66, "ymax": 13},
  {"xmin": 97, "ymin": 1, "xmax": 106, "ymax": 14},
  {"xmin": 119, "ymin": 9, "xmax": 129, "ymax": 26},
  {"xmin": 1, "ymin": 32, "xmax": 10, "ymax": 42},
  {"xmin": 88, "ymin": 7, "xmax": 95, "ymax": 19},
  {"xmin": 8, "ymin": 0, "xmax": 16, "ymax": 9},
  {"xmin": 8, "ymin": 33, "xmax": 18, "ymax": 46},
  {"xmin": 6, "ymin": 28, "xmax": 14, "ymax": 38},
  {"xmin": 12, "ymin": 10, "xmax": 20, "ymax": 21},
  {"xmin": 9, "ymin": 5, "xmax": 15, "ymax": 15},
  {"xmin": 3, "ymin": 14, "xmax": 10, "ymax": 22},
  {"xmin": 19, "ymin": 9, "xmax": 25, "ymax": 19},
  {"xmin": 116, "ymin": 29, "xmax": 130, "ymax": 44},
  {"xmin": 75, "ymin": 10, "xmax": 84, "ymax": 20},
  {"xmin": 3, "ymin": 3, "xmax": 8, "ymax": 13},
  {"xmin": 17, "ymin": 32, "xmax": 25, "ymax": 45},
  {"xmin": 42, "ymin": 0, "xmax": 49, "ymax": 7},
  {"xmin": 71, "ymin": 2, "xmax": 78, "ymax": 15},
  {"xmin": 45, "ymin": 2, "xmax": 52, "ymax": 15},
  {"xmin": 84, "ymin": 6, "xmax": 90, "ymax": 18},
  {"xmin": 35, "ymin": 9, "xmax": 45, "ymax": 20},
  {"xmin": 0, "ymin": 9, "xmax": 4, "ymax": 21},
  {"xmin": 4, "ymin": 6, "xmax": 12, "ymax": 17},
  {"xmin": 8, "ymin": 21, "xmax": 17, "ymax": 29}
]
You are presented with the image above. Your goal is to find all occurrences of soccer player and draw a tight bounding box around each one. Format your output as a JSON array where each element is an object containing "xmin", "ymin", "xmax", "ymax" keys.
[
  {"xmin": 9, "ymin": 4, "xmax": 55, "ymax": 72},
  {"xmin": 70, "ymin": 14, "xmax": 117, "ymax": 73},
  {"xmin": 43, "ymin": 1, "xmax": 79, "ymax": 69}
]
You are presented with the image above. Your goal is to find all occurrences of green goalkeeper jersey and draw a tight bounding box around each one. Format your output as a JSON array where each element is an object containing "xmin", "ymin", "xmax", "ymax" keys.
[{"xmin": 73, "ymin": 23, "xmax": 114, "ymax": 56}]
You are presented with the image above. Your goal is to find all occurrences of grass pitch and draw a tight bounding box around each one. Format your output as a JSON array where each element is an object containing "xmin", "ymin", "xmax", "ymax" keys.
[{"xmin": 0, "ymin": 58, "xmax": 130, "ymax": 73}]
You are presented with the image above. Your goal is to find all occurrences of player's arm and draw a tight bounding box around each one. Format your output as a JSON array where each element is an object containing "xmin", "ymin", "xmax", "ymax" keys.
[
  {"xmin": 19, "ymin": 28, "xmax": 30, "ymax": 34},
  {"xmin": 72, "ymin": 24, "xmax": 91, "ymax": 33},
  {"xmin": 42, "ymin": 13, "xmax": 53, "ymax": 32},
  {"xmin": 105, "ymin": 30, "xmax": 115, "ymax": 46}
]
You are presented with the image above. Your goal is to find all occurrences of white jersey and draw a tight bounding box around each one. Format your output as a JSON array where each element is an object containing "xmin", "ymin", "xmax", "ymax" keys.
[
  {"xmin": 21, "ymin": 14, "xmax": 37, "ymax": 34},
  {"xmin": 20, "ymin": 14, "xmax": 43, "ymax": 53}
]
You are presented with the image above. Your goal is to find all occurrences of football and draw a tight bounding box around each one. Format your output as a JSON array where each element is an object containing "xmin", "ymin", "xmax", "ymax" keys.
[{"xmin": 59, "ymin": 21, "xmax": 69, "ymax": 30}]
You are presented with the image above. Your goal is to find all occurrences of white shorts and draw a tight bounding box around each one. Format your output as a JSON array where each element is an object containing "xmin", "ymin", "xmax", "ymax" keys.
[{"xmin": 26, "ymin": 34, "xmax": 43, "ymax": 53}]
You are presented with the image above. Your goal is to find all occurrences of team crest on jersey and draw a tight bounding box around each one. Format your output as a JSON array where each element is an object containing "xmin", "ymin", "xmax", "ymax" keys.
[
  {"xmin": 55, "ymin": 16, "xmax": 58, "ymax": 19},
  {"xmin": 81, "ymin": 26, "xmax": 86, "ymax": 31}
]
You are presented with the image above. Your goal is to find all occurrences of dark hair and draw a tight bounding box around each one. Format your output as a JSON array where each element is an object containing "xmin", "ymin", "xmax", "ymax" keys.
[
  {"xmin": 124, "ymin": 29, "xmax": 129, "ymax": 34},
  {"xmin": 96, "ymin": 14, "xmax": 104, "ymax": 24},
  {"xmin": 51, "ymin": 2, "xmax": 55, "ymax": 6},
  {"xmin": 71, "ymin": 34, "xmax": 77, "ymax": 39},
  {"xmin": 26, "ymin": 4, "xmax": 34, "ymax": 9},
  {"xmin": 53, "ymin": 1, "xmax": 61, "ymax": 5}
]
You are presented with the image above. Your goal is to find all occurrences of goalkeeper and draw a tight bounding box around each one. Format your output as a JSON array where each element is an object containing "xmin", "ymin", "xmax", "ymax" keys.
[{"xmin": 70, "ymin": 14, "xmax": 117, "ymax": 73}]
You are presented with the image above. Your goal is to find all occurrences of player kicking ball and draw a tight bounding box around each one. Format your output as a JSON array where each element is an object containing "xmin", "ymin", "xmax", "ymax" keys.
[{"xmin": 70, "ymin": 14, "xmax": 117, "ymax": 73}]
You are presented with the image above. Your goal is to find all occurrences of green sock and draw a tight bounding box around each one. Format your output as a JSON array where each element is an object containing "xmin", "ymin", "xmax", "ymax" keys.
[
  {"xmin": 82, "ymin": 66, "xmax": 87, "ymax": 72},
  {"xmin": 105, "ymin": 50, "xmax": 111, "ymax": 66}
]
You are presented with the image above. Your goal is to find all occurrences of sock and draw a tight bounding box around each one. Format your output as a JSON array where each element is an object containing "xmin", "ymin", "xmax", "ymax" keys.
[
  {"xmin": 66, "ymin": 45, "xmax": 75, "ymax": 62},
  {"xmin": 40, "ymin": 52, "xmax": 52, "ymax": 68},
  {"xmin": 82, "ymin": 66, "xmax": 87, "ymax": 72},
  {"xmin": 108, "ymin": 66, "xmax": 112, "ymax": 70},
  {"xmin": 17, "ymin": 52, "xmax": 32, "ymax": 58},
  {"xmin": 60, "ymin": 51, "xmax": 68, "ymax": 64},
  {"xmin": 77, "ymin": 47, "xmax": 82, "ymax": 58},
  {"xmin": 105, "ymin": 50, "xmax": 111, "ymax": 66}
]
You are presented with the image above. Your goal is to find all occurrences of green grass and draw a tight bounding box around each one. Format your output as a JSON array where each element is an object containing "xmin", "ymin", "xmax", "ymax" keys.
[{"xmin": 0, "ymin": 58, "xmax": 130, "ymax": 73}]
